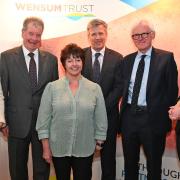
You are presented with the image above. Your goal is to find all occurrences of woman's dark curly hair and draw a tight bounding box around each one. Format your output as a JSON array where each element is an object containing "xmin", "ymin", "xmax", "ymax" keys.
[{"xmin": 60, "ymin": 43, "xmax": 85, "ymax": 69}]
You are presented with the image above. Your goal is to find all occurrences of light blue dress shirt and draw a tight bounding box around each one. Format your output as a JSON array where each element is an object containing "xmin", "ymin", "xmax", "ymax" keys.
[{"xmin": 128, "ymin": 47, "xmax": 152, "ymax": 106}]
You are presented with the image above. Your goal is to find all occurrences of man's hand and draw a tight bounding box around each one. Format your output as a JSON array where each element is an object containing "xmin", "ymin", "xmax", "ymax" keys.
[
  {"xmin": 169, "ymin": 106, "xmax": 180, "ymax": 121},
  {"xmin": 1, "ymin": 126, "xmax": 9, "ymax": 138}
]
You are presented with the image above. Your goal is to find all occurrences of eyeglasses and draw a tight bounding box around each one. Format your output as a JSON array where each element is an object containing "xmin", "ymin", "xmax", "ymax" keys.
[{"xmin": 132, "ymin": 32, "xmax": 152, "ymax": 40}]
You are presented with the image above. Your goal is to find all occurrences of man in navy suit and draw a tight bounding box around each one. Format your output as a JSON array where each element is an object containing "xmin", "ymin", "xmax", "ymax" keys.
[
  {"xmin": 0, "ymin": 17, "xmax": 59, "ymax": 180},
  {"xmin": 82, "ymin": 19, "xmax": 123, "ymax": 180},
  {"xmin": 119, "ymin": 20, "xmax": 178, "ymax": 180}
]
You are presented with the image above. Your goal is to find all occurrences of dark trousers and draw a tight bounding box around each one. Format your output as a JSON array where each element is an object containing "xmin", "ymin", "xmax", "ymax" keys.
[
  {"xmin": 176, "ymin": 133, "xmax": 180, "ymax": 160},
  {"xmin": 121, "ymin": 107, "xmax": 166, "ymax": 180},
  {"xmin": 8, "ymin": 130, "xmax": 50, "ymax": 180},
  {"xmin": 100, "ymin": 125, "xmax": 117, "ymax": 180},
  {"xmin": 52, "ymin": 154, "xmax": 94, "ymax": 180}
]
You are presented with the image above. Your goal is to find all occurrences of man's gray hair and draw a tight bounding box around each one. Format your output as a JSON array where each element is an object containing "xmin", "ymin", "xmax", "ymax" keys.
[
  {"xmin": 87, "ymin": 19, "xmax": 108, "ymax": 31},
  {"xmin": 22, "ymin": 17, "xmax": 44, "ymax": 31}
]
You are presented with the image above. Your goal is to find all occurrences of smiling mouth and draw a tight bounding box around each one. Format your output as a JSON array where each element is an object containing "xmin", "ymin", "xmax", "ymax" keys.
[
  {"xmin": 95, "ymin": 41, "xmax": 102, "ymax": 44},
  {"xmin": 138, "ymin": 41, "xmax": 147, "ymax": 44},
  {"xmin": 28, "ymin": 40, "xmax": 39, "ymax": 45},
  {"xmin": 71, "ymin": 68, "xmax": 80, "ymax": 70}
]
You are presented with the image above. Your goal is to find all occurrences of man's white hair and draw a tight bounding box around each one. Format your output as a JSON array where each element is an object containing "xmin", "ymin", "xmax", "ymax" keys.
[{"xmin": 131, "ymin": 20, "xmax": 155, "ymax": 35}]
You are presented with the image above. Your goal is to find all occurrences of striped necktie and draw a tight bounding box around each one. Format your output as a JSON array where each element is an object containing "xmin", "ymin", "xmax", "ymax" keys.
[{"xmin": 131, "ymin": 55, "xmax": 146, "ymax": 109}]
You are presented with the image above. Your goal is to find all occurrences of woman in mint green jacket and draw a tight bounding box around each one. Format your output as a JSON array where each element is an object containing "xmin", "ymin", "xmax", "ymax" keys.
[{"xmin": 36, "ymin": 43, "xmax": 107, "ymax": 180}]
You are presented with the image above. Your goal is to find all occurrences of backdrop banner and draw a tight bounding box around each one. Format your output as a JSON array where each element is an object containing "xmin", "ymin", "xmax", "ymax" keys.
[{"xmin": 0, "ymin": 0, "xmax": 180, "ymax": 179}]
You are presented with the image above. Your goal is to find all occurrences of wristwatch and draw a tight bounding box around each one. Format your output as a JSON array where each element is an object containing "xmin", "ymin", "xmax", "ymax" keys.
[{"xmin": 96, "ymin": 142, "xmax": 104, "ymax": 148}]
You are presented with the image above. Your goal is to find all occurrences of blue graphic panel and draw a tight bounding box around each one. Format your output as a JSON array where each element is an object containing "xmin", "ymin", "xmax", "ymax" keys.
[{"xmin": 121, "ymin": 0, "xmax": 156, "ymax": 9}]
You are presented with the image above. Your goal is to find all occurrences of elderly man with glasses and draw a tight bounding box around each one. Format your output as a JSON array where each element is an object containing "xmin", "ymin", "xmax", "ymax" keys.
[{"xmin": 119, "ymin": 20, "xmax": 178, "ymax": 180}]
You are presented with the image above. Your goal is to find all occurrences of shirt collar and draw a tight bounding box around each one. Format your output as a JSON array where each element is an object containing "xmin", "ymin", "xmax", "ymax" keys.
[
  {"xmin": 91, "ymin": 47, "xmax": 105, "ymax": 57},
  {"xmin": 22, "ymin": 45, "xmax": 38, "ymax": 57},
  {"xmin": 137, "ymin": 47, "xmax": 152, "ymax": 58}
]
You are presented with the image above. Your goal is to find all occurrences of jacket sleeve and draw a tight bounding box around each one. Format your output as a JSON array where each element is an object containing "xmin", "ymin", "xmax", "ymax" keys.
[
  {"xmin": 105, "ymin": 54, "xmax": 123, "ymax": 111},
  {"xmin": 166, "ymin": 53, "xmax": 178, "ymax": 106}
]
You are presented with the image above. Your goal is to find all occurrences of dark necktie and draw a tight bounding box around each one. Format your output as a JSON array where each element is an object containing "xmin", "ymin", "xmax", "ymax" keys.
[
  {"xmin": 28, "ymin": 52, "xmax": 37, "ymax": 90},
  {"xmin": 93, "ymin": 53, "xmax": 101, "ymax": 84},
  {"xmin": 131, "ymin": 55, "xmax": 146, "ymax": 109}
]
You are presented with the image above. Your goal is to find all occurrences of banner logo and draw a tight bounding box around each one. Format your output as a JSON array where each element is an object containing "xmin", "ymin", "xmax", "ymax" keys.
[{"xmin": 15, "ymin": 2, "xmax": 95, "ymax": 21}]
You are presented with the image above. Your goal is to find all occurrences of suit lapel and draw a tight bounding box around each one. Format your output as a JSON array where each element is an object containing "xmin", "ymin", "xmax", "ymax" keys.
[
  {"xmin": 84, "ymin": 48, "xmax": 93, "ymax": 80},
  {"xmin": 14, "ymin": 47, "xmax": 31, "ymax": 89},
  {"xmin": 100, "ymin": 48, "xmax": 110, "ymax": 83},
  {"xmin": 127, "ymin": 53, "xmax": 137, "ymax": 84},
  {"xmin": 35, "ymin": 50, "xmax": 46, "ymax": 91},
  {"xmin": 123, "ymin": 53, "xmax": 137, "ymax": 100},
  {"xmin": 14, "ymin": 48, "xmax": 49, "ymax": 93},
  {"xmin": 146, "ymin": 48, "xmax": 157, "ymax": 95}
]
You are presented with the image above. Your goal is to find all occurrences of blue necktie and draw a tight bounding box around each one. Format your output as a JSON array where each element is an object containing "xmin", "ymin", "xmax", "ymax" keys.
[{"xmin": 93, "ymin": 53, "xmax": 101, "ymax": 84}]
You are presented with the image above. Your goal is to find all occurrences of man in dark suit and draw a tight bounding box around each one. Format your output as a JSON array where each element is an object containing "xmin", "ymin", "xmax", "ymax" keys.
[
  {"xmin": 82, "ymin": 19, "xmax": 123, "ymax": 180},
  {"xmin": 119, "ymin": 20, "xmax": 178, "ymax": 180},
  {"xmin": 0, "ymin": 17, "xmax": 59, "ymax": 180}
]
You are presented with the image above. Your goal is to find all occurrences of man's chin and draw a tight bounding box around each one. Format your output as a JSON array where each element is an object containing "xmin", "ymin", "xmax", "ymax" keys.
[
  {"xmin": 94, "ymin": 46, "xmax": 104, "ymax": 51},
  {"xmin": 29, "ymin": 45, "xmax": 40, "ymax": 51}
]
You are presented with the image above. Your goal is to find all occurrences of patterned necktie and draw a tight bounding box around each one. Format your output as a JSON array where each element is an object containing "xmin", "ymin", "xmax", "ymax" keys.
[
  {"xmin": 93, "ymin": 52, "xmax": 101, "ymax": 84},
  {"xmin": 131, "ymin": 55, "xmax": 146, "ymax": 109},
  {"xmin": 28, "ymin": 52, "xmax": 37, "ymax": 90}
]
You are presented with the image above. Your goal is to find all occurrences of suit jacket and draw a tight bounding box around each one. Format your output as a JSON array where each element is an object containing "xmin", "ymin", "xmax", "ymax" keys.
[
  {"xmin": 82, "ymin": 47, "xmax": 123, "ymax": 129},
  {"xmin": 0, "ymin": 79, "xmax": 5, "ymax": 123},
  {"xmin": 0, "ymin": 46, "xmax": 59, "ymax": 138},
  {"xmin": 119, "ymin": 47, "xmax": 178, "ymax": 133}
]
